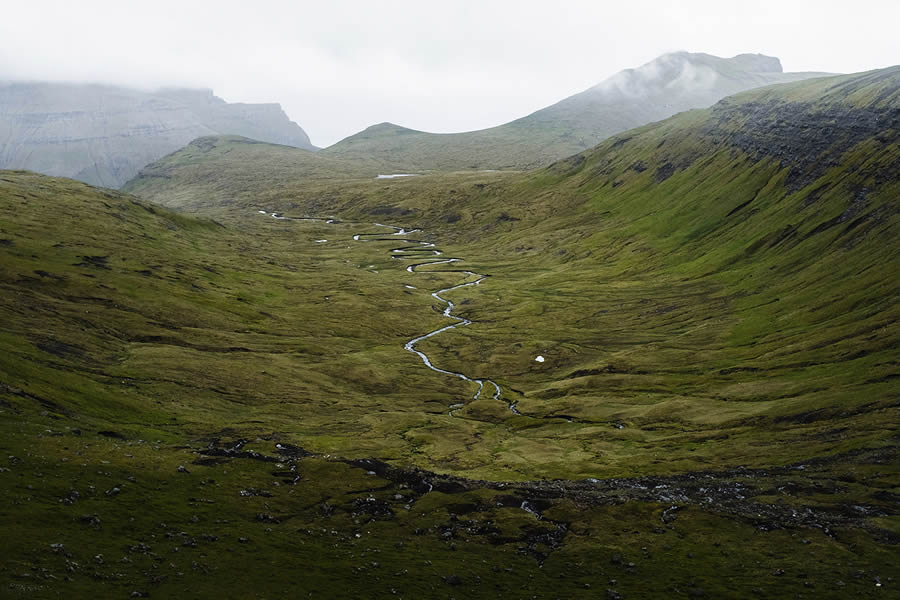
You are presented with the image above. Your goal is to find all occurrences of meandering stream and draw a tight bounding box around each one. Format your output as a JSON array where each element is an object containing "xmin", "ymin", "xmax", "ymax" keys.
[{"xmin": 260, "ymin": 212, "xmax": 519, "ymax": 416}]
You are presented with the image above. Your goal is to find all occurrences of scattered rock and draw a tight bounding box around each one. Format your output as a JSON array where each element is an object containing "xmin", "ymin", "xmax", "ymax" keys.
[
  {"xmin": 256, "ymin": 513, "xmax": 280, "ymax": 524},
  {"xmin": 662, "ymin": 506, "xmax": 680, "ymax": 523},
  {"xmin": 79, "ymin": 514, "xmax": 101, "ymax": 527}
]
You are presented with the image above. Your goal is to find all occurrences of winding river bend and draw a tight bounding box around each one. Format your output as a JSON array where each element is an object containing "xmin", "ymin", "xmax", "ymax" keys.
[{"xmin": 260, "ymin": 212, "xmax": 519, "ymax": 416}]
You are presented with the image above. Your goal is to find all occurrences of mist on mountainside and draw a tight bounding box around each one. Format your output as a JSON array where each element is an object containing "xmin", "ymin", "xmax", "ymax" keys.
[
  {"xmin": 0, "ymin": 82, "xmax": 316, "ymax": 188},
  {"xmin": 320, "ymin": 52, "xmax": 832, "ymax": 171}
]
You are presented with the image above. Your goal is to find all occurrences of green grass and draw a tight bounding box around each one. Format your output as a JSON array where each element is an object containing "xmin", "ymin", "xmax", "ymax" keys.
[
  {"xmin": 122, "ymin": 68, "xmax": 900, "ymax": 480},
  {"xmin": 4, "ymin": 66, "xmax": 899, "ymax": 597},
  {"xmin": 4, "ymin": 426, "xmax": 895, "ymax": 598}
]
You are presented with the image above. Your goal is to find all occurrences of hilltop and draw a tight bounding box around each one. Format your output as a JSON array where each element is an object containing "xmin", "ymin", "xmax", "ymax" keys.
[
  {"xmin": 0, "ymin": 82, "xmax": 316, "ymax": 188},
  {"xmin": 320, "ymin": 52, "xmax": 830, "ymax": 171},
  {"xmin": 122, "ymin": 134, "xmax": 375, "ymax": 211}
]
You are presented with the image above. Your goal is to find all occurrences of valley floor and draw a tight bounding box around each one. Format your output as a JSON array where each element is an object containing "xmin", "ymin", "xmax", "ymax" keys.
[{"xmin": 2, "ymin": 171, "xmax": 897, "ymax": 597}]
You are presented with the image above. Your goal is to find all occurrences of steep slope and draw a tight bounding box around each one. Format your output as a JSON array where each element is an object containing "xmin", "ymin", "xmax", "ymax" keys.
[
  {"xmin": 430, "ymin": 66, "xmax": 900, "ymax": 464},
  {"xmin": 0, "ymin": 82, "xmax": 315, "ymax": 188},
  {"xmin": 321, "ymin": 52, "xmax": 830, "ymax": 171}
]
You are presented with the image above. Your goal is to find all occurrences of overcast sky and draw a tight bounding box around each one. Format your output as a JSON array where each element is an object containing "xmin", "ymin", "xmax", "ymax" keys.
[{"xmin": 1, "ymin": 0, "xmax": 897, "ymax": 146}]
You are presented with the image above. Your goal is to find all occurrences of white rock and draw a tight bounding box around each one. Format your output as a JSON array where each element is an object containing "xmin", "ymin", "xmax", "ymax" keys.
[{"xmin": 535, "ymin": 355, "xmax": 545, "ymax": 363}]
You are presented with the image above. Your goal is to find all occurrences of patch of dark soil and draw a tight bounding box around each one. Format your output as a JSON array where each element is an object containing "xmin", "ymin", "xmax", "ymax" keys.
[
  {"xmin": 872, "ymin": 490, "xmax": 900, "ymax": 504},
  {"xmin": 445, "ymin": 502, "xmax": 482, "ymax": 515},
  {"xmin": 36, "ymin": 339, "xmax": 86, "ymax": 359},
  {"xmin": 74, "ymin": 255, "xmax": 110, "ymax": 269},
  {"xmin": 33, "ymin": 270, "xmax": 65, "ymax": 281},
  {"xmin": 655, "ymin": 162, "xmax": 676, "ymax": 182},
  {"xmin": 369, "ymin": 206, "xmax": 414, "ymax": 217}
]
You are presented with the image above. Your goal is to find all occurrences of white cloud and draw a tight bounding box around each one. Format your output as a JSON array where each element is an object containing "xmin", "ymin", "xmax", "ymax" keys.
[{"xmin": 0, "ymin": 0, "xmax": 897, "ymax": 146}]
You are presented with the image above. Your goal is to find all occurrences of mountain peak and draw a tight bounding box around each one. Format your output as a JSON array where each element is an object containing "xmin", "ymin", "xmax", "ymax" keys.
[
  {"xmin": 363, "ymin": 122, "xmax": 421, "ymax": 135},
  {"xmin": 587, "ymin": 51, "xmax": 794, "ymax": 99},
  {"xmin": 729, "ymin": 53, "xmax": 783, "ymax": 73},
  {"xmin": 332, "ymin": 122, "xmax": 423, "ymax": 146},
  {"xmin": 323, "ymin": 51, "xmax": 830, "ymax": 171},
  {"xmin": 653, "ymin": 51, "xmax": 782, "ymax": 72}
]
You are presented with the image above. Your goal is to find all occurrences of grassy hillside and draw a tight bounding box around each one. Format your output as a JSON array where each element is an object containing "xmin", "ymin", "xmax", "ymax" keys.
[
  {"xmin": 123, "ymin": 70, "xmax": 900, "ymax": 480},
  {"xmin": 122, "ymin": 135, "xmax": 378, "ymax": 209},
  {"xmin": 4, "ymin": 67, "xmax": 899, "ymax": 597},
  {"xmin": 319, "ymin": 52, "xmax": 829, "ymax": 171}
]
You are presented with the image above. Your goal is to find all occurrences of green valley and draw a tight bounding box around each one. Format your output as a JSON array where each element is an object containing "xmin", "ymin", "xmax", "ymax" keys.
[{"xmin": 1, "ymin": 66, "xmax": 898, "ymax": 599}]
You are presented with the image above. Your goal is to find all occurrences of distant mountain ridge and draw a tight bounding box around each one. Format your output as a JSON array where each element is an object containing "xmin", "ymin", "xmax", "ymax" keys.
[
  {"xmin": 321, "ymin": 52, "xmax": 831, "ymax": 171},
  {"xmin": 0, "ymin": 82, "xmax": 316, "ymax": 188}
]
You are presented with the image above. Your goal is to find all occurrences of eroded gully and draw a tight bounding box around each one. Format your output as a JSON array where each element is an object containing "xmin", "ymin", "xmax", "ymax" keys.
[{"xmin": 259, "ymin": 212, "xmax": 519, "ymax": 416}]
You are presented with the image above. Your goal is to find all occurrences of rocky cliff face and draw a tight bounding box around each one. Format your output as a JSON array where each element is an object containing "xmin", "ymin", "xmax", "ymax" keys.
[
  {"xmin": 705, "ymin": 66, "xmax": 900, "ymax": 191},
  {"xmin": 0, "ymin": 82, "xmax": 315, "ymax": 188}
]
